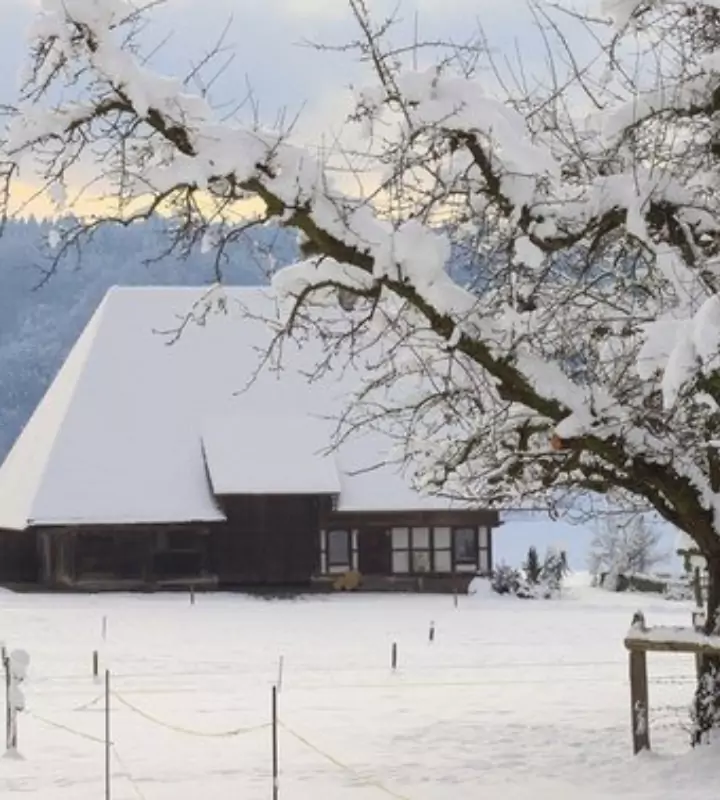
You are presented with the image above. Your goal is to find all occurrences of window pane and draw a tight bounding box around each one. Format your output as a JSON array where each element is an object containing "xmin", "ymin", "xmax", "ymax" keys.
[
  {"xmin": 392, "ymin": 550, "xmax": 409, "ymax": 574},
  {"xmin": 392, "ymin": 527, "xmax": 409, "ymax": 549},
  {"xmin": 412, "ymin": 527, "xmax": 430, "ymax": 548},
  {"xmin": 454, "ymin": 527, "xmax": 477, "ymax": 565},
  {"xmin": 478, "ymin": 526, "xmax": 489, "ymax": 548},
  {"xmin": 412, "ymin": 550, "xmax": 431, "ymax": 573},
  {"xmin": 435, "ymin": 550, "xmax": 452, "ymax": 572},
  {"xmin": 434, "ymin": 527, "xmax": 451, "ymax": 549},
  {"xmin": 327, "ymin": 530, "xmax": 350, "ymax": 566}
]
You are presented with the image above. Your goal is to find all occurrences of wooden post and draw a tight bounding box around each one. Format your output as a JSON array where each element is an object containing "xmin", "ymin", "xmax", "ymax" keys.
[
  {"xmin": 391, "ymin": 642, "xmax": 398, "ymax": 670},
  {"xmin": 453, "ymin": 589, "xmax": 458, "ymax": 609},
  {"xmin": 429, "ymin": 621, "xmax": 435, "ymax": 643},
  {"xmin": 271, "ymin": 685, "xmax": 278, "ymax": 800},
  {"xmin": 105, "ymin": 670, "xmax": 111, "ymax": 800},
  {"xmin": 190, "ymin": 585, "xmax": 196, "ymax": 605},
  {"xmin": 101, "ymin": 616, "xmax": 108, "ymax": 642},
  {"xmin": 693, "ymin": 567, "xmax": 704, "ymax": 609},
  {"xmin": 3, "ymin": 652, "xmax": 9, "ymax": 751},
  {"xmin": 93, "ymin": 650, "xmax": 99, "ymax": 680},
  {"xmin": 693, "ymin": 610, "xmax": 706, "ymax": 680},
  {"xmin": 629, "ymin": 647, "xmax": 650, "ymax": 754}
]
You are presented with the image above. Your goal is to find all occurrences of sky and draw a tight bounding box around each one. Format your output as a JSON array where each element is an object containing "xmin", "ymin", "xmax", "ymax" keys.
[
  {"xmin": 1, "ymin": 0, "xmax": 581, "ymax": 216},
  {"xmin": 1, "ymin": 0, "xmax": 536, "ymax": 127},
  {"xmin": 0, "ymin": 0, "xmax": 684, "ymax": 572},
  {"xmin": 0, "ymin": 0, "xmax": 572, "ymax": 173},
  {"xmin": 0, "ymin": 0, "xmax": 621, "ymax": 224}
]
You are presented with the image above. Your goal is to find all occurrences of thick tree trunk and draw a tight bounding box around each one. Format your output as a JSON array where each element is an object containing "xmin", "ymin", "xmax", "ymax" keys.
[{"xmin": 691, "ymin": 554, "xmax": 720, "ymax": 745}]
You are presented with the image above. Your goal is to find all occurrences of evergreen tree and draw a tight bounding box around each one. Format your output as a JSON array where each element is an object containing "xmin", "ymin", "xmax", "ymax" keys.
[{"xmin": 523, "ymin": 546, "xmax": 542, "ymax": 585}]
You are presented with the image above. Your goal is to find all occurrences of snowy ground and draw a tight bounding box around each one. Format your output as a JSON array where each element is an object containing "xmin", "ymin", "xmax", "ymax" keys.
[{"xmin": 0, "ymin": 578, "xmax": 716, "ymax": 800}]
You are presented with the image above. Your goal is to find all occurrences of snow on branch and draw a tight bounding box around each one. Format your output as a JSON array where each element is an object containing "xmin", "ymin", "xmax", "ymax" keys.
[{"xmin": 8, "ymin": 0, "xmax": 720, "ymax": 546}]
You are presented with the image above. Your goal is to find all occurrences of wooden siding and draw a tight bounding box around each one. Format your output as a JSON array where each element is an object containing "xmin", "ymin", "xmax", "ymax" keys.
[
  {"xmin": 15, "ymin": 503, "xmax": 500, "ymax": 591},
  {"xmin": 0, "ymin": 529, "xmax": 39, "ymax": 584},
  {"xmin": 322, "ymin": 508, "xmax": 501, "ymax": 529},
  {"xmin": 35, "ymin": 523, "xmax": 216, "ymax": 589},
  {"xmin": 357, "ymin": 526, "xmax": 392, "ymax": 574},
  {"xmin": 212, "ymin": 494, "xmax": 322, "ymax": 586}
]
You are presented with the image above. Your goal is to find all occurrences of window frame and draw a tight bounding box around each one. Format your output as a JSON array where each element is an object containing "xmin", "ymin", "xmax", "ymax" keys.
[
  {"xmin": 387, "ymin": 524, "xmax": 493, "ymax": 576},
  {"xmin": 453, "ymin": 526, "xmax": 479, "ymax": 568},
  {"xmin": 326, "ymin": 528, "xmax": 352, "ymax": 568}
]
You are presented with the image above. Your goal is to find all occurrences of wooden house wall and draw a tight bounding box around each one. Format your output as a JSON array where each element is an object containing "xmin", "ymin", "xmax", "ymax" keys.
[
  {"xmin": 211, "ymin": 494, "xmax": 324, "ymax": 586},
  {"xmin": 35, "ymin": 523, "xmax": 217, "ymax": 588},
  {"xmin": 0, "ymin": 529, "xmax": 39, "ymax": 584},
  {"xmin": 19, "ymin": 504, "xmax": 500, "ymax": 591}
]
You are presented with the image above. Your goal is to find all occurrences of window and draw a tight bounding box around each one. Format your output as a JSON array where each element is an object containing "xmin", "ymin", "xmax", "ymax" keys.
[
  {"xmin": 413, "ymin": 527, "xmax": 430, "ymax": 548},
  {"xmin": 391, "ymin": 527, "xmax": 410, "ymax": 573},
  {"xmin": 391, "ymin": 527, "xmax": 409, "ymax": 549},
  {"xmin": 412, "ymin": 550, "xmax": 432, "ymax": 573},
  {"xmin": 391, "ymin": 526, "xmax": 432, "ymax": 574},
  {"xmin": 327, "ymin": 530, "xmax": 351, "ymax": 567},
  {"xmin": 392, "ymin": 550, "xmax": 410, "ymax": 574},
  {"xmin": 433, "ymin": 527, "xmax": 452, "ymax": 574},
  {"xmin": 387, "ymin": 524, "xmax": 490, "ymax": 575},
  {"xmin": 454, "ymin": 527, "xmax": 478, "ymax": 566},
  {"xmin": 434, "ymin": 527, "xmax": 451, "ymax": 549},
  {"xmin": 435, "ymin": 550, "xmax": 452, "ymax": 572}
]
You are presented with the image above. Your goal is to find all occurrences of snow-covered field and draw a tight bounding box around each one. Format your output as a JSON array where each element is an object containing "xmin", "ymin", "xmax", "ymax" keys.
[{"xmin": 0, "ymin": 579, "xmax": 716, "ymax": 800}]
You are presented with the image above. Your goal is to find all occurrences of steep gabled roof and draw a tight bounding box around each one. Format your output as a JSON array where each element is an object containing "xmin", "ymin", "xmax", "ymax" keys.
[
  {"xmin": 0, "ymin": 285, "xmax": 465, "ymax": 530},
  {"xmin": 0, "ymin": 295, "xmax": 108, "ymax": 530}
]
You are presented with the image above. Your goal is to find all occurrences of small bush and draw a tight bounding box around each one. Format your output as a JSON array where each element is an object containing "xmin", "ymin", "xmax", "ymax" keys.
[
  {"xmin": 492, "ymin": 547, "xmax": 569, "ymax": 599},
  {"xmin": 491, "ymin": 564, "xmax": 522, "ymax": 595}
]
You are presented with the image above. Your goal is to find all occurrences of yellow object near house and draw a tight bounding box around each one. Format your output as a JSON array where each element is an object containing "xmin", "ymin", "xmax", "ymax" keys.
[{"xmin": 333, "ymin": 570, "xmax": 362, "ymax": 591}]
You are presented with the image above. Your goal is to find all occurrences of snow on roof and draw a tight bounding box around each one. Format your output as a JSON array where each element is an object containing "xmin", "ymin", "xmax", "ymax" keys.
[
  {"xmin": 201, "ymin": 413, "xmax": 341, "ymax": 496},
  {"xmin": 0, "ymin": 285, "xmax": 468, "ymax": 528},
  {"xmin": 0, "ymin": 295, "xmax": 108, "ymax": 530}
]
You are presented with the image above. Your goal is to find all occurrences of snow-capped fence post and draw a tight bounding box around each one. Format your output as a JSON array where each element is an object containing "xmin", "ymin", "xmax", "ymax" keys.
[
  {"xmin": 391, "ymin": 642, "xmax": 398, "ymax": 670},
  {"xmin": 105, "ymin": 669, "xmax": 111, "ymax": 800},
  {"xmin": 624, "ymin": 612, "xmax": 720, "ymax": 752},
  {"xmin": 271, "ymin": 685, "xmax": 279, "ymax": 800},
  {"xmin": 693, "ymin": 568, "xmax": 704, "ymax": 609},
  {"xmin": 93, "ymin": 650, "xmax": 99, "ymax": 681},
  {"xmin": 101, "ymin": 616, "xmax": 108, "ymax": 642},
  {"xmin": 629, "ymin": 647, "xmax": 650, "ymax": 754},
  {"xmin": 190, "ymin": 585, "xmax": 195, "ymax": 605},
  {"xmin": 627, "ymin": 612, "xmax": 650, "ymax": 754},
  {"xmin": 5, "ymin": 649, "xmax": 30, "ymax": 756},
  {"xmin": 277, "ymin": 656, "xmax": 284, "ymax": 693},
  {"xmin": 429, "ymin": 622, "xmax": 435, "ymax": 643},
  {"xmin": 2, "ymin": 649, "xmax": 9, "ymax": 751}
]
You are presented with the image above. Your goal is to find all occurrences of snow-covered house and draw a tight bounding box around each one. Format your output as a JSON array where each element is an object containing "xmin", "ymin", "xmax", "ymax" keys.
[{"xmin": 0, "ymin": 286, "xmax": 499, "ymax": 592}]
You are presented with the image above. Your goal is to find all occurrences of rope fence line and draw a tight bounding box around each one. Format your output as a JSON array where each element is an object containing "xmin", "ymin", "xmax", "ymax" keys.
[
  {"xmin": 27, "ymin": 710, "xmax": 109, "ymax": 745},
  {"xmin": 280, "ymin": 720, "xmax": 412, "ymax": 800},
  {"xmin": 73, "ymin": 693, "xmax": 105, "ymax": 712},
  {"xmin": 27, "ymin": 659, "xmax": 668, "ymax": 682},
  {"xmin": 19, "ymin": 675, "xmax": 697, "ymax": 800},
  {"xmin": 112, "ymin": 745, "xmax": 149, "ymax": 800},
  {"xmin": 27, "ymin": 673, "xmax": 699, "ymax": 704},
  {"xmin": 113, "ymin": 691, "xmax": 271, "ymax": 738}
]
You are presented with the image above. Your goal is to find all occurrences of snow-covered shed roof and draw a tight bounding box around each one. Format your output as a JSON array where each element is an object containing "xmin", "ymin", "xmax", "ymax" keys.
[
  {"xmin": 0, "ymin": 286, "xmax": 467, "ymax": 529},
  {"xmin": 201, "ymin": 413, "xmax": 342, "ymax": 496}
]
